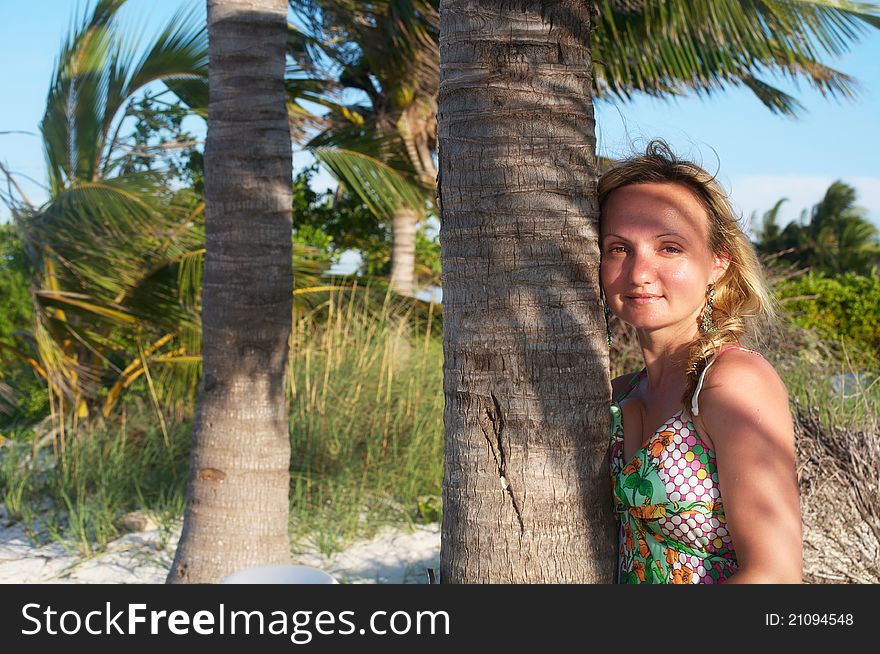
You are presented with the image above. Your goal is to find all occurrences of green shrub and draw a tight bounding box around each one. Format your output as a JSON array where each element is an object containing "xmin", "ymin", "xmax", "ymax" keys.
[
  {"xmin": 0, "ymin": 223, "xmax": 32, "ymax": 339},
  {"xmin": 0, "ymin": 224, "xmax": 47, "ymax": 427},
  {"xmin": 774, "ymin": 272, "xmax": 880, "ymax": 369}
]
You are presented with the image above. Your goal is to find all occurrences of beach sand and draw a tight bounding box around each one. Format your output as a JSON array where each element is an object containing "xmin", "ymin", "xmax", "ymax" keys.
[{"xmin": 0, "ymin": 508, "xmax": 441, "ymax": 584}]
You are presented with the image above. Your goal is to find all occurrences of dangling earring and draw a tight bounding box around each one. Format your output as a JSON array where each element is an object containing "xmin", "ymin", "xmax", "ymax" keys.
[
  {"xmin": 603, "ymin": 298, "xmax": 613, "ymax": 346},
  {"xmin": 700, "ymin": 283, "xmax": 717, "ymax": 334}
]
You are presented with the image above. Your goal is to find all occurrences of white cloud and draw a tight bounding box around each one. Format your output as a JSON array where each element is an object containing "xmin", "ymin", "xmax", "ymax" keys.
[{"xmin": 729, "ymin": 174, "xmax": 880, "ymax": 236}]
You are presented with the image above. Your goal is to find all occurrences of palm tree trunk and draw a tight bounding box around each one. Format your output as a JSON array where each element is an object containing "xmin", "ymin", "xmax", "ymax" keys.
[
  {"xmin": 390, "ymin": 97, "xmax": 439, "ymax": 297},
  {"xmin": 438, "ymin": 0, "xmax": 615, "ymax": 583},
  {"xmin": 390, "ymin": 205, "xmax": 419, "ymax": 296},
  {"xmin": 167, "ymin": 0, "xmax": 293, "ymax": 583}
]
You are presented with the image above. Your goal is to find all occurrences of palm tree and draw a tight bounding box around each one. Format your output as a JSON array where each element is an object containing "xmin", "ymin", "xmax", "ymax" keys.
[
  {"xmin": 0, "ymin": 0, "xmax": 416, "ymax": 428},
  {"xmin": 294, "ymin": 1, "xmax": 880, "ymax": 299},
  {"xmin": 166, "ymin": 0, "xmax": 294, "ymax": 583},
  {"xmin": 289, "ymin": 0, "xmax": 439, "ymax": 297},
  {"xmin": 756, "ymin": 181, "xmax": 880, "ymax": 275},
  {"xmin": 438, "ymin": 0, "xmax": 615, "ymax": 583},
  {"xmin": 808, "ymin": 181, "xmax": 880, "ymax": 274},
  {"xmin": 0, "ymin": 0, "xmax": 209, "ymax": 429}
]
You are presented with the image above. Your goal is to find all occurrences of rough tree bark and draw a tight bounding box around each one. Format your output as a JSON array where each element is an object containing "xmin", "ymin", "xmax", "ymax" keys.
[
  {"xmin": 438, "ymin": 0, "xmax": 615, "ymax": 583},
  {"xmin": 167, "ymin": 0, "xmax": 293, "ymax": 583}
]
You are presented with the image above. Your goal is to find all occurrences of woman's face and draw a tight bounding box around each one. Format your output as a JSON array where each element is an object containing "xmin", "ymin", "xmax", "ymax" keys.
[{"xmin": 600, "ymin": 182, "xmax": 729, "ymax": 337}]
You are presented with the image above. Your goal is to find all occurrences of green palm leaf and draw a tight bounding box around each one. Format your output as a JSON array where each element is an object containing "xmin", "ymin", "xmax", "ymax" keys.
[
  {"xmin": 592, "ymin": 0, "xmax": 880, "ymax": 115},
  {"xmin": 312, "ymin": 147, "xmax": 430, "ymax": 221}
]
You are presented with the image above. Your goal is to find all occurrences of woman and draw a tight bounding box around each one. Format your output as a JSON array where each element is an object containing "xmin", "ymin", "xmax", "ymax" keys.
[{"xmin": 600, "ymin": 141, "xmax": 802, "ymax": 584}]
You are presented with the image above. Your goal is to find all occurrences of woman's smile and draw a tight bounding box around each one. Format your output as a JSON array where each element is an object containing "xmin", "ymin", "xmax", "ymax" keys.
[{"xmin": 625, "ymin": 294, "xmax": 663, "ymax": 305}]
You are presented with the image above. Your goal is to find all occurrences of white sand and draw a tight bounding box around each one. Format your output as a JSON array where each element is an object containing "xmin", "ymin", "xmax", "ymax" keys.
[{"xmin": 0, "ymin": 508, "xmax": 441, "ymax": 584}]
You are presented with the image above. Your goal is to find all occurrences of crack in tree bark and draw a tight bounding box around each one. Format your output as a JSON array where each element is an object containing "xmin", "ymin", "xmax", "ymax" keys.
[{"xmin": 480, "ymin": 391, "xmax": 525, "ymax": 535}]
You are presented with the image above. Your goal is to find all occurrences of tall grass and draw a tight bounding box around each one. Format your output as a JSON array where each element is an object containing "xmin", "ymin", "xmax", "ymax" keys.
[
  {"xmin": 779, "ymin": 344, "xmax": 879, "ymax": 430},
  {"xmin": 0, "ymin": 280, "xmax": 444, "ymax": 556},
  {"xmin": 0, "ymin": 404, "xmax": 190, "ymax": 555},
  {"xmin": 287, "ymin": 283, "xmax": 444, "ymax": 554}
]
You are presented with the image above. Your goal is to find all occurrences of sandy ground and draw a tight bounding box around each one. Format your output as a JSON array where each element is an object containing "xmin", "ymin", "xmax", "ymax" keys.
[{"xmin": 0, "ymin": 507, "xmax": 441, "ymax": 584}]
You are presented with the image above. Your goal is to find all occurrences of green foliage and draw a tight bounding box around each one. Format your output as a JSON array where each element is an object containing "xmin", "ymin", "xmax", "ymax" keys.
[
  {"xmin": 292, "ymin": 164, "xmax": 384, "ymax": 265},
  {"xmin": 293, "ymin": 224, "xmax": 336, "ymax": 268},
  {"xmin": 0, "ymin": 224, "xmax": 47, "ymax": 425},
  {"xmin": 775, "ymin": 272, "xmax": 880, "ymax": 369},
  {"xmin": 755, "ymin": 181, "xmax": 880, "ymax": 276},
  {"xmin": 414, "ymin": 220, "xmax": 440, "ymax": 286},
  {"xmin": 0, "ymin": 223, "xmax": 32, "ymax": 340},
  {"xmin": 1, "ymin": 282, "xmax": 444, "ymax": 555},
  {"xmin": 416, "ymin": 494, "xmax": 441, "ymax": 524},
  {"xmin": 291, "ymin": 165, "xmax": 440, "ymax": 288}
]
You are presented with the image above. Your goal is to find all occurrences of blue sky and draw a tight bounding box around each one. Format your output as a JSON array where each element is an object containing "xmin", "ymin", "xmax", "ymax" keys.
[{"xmin": 1, "ymin": 0, "xmax": 879, "ymax": 235}]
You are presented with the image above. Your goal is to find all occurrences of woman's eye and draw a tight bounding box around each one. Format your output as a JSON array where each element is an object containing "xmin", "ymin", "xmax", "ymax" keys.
[{"xmin": 605, "ymin": 245, "xmax": 681, "ymax": 254}]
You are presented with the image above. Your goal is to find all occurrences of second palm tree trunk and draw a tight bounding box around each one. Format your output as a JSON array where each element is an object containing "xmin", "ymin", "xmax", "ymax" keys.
[{"xmin": 168, "ymin": 0, "xmax": 293, "ymax": 583}]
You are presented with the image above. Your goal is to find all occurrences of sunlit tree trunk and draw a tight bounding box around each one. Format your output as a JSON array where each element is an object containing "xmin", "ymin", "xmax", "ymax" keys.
[
  {"xmin": 390, "ymin": 205, "xmax": 419, "ymax": 296},
  {"xmin": 168, "ymin": 0, "xmax": 292, "ymax": 583},
  {"xmin": 438, "ymin": 0, "xmax": 615, "ymax": 583},
  {"xmin": 390, "ymin": 96, "xmax": 438, "ymax": 296}
]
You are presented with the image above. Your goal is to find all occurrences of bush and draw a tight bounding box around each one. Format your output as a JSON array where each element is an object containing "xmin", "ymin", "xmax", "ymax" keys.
[
  {"xmin": 773, "ymin": 272, "xmax": 880, "ymax": 369},
  {"xmin": 0, "ymin": 224, "xmax": 46, "ymax": 426}
]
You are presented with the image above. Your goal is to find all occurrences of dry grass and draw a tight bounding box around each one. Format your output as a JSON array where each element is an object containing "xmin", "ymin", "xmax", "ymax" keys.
[{"xmin": 795, "ymin": 399, "xmax": 880, "ymax": 583}]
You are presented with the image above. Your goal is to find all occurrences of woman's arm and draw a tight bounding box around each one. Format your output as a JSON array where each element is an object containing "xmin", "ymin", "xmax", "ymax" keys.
[{"xmin": 696, "ymin": 351, "xmax": 802, "ymax": 584}]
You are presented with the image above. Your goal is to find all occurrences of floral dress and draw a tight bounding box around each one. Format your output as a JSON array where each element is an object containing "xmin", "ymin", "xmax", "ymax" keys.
[{"xmin": 608, "ymin": 346, "xmax": 760, "ymax": 584}]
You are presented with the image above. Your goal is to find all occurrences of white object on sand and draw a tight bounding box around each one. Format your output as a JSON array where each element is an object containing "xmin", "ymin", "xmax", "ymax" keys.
[{"xmin": 220, "ymin": 564, "xmax": 337, "ymax": 584}]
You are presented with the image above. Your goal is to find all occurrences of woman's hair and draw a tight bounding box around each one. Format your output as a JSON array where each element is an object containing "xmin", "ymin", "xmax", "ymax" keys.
[{"xmin": 598, "ymin": 139, "xmax": 778, "ymax": 408}]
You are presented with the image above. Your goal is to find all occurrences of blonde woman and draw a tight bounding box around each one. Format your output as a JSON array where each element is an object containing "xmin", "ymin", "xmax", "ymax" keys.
[{"xmin": 601, "ymin": 141, "xmax": 802, "ymax": 584}]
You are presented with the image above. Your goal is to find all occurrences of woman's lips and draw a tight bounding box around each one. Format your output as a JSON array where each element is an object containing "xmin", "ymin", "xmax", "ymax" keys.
[{"xmin": 625, "ymin": 295, "xmax": 662, "ymax": 304}]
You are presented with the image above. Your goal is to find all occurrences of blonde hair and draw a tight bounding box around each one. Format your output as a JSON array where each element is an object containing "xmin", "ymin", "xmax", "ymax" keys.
[{"xmin": 598, "ymin": 140, "xmax": 778, "ymax": 408}]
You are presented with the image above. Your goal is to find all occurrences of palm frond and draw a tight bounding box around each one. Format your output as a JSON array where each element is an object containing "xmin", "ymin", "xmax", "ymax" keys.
[
  {"xmin": 41, "ymin": 0, "xmax": 208, "ymax": 189},
  {"xmin": 42, "ymin": 1, "xmax": 120, "ymax": 192},
  {"xmin": 111, "ymin": 4, "xmax": 207, "ymax": 120},
  {"xmin": 312, "ymin": 147, "xmax": 430, "ymax": 222},
  {"xmin": 34, "ymin": 290, "xmax": 138, "ymax": 324},
  {"xmin": 592, "ymin": 0, "xmax": 880, "ymax": 115}
]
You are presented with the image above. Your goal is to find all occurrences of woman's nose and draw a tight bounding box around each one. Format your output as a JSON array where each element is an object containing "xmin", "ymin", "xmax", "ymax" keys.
[{"xmin": 628, "ymin": 250, "xmax": 656, "ymax": 284}]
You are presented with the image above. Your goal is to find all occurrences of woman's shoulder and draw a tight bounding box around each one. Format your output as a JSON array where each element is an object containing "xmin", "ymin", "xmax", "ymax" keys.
[
  {"xmin": 696, "ymin": 347, "xmax": 791, "ymax": 440},
  {"xmin": 704, "ymin": 346, "xmax": 783, "ymax": 391}
]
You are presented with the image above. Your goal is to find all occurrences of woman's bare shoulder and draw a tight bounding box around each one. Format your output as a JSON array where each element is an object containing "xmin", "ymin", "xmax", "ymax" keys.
[
  {"xmin": 698, "ymin": 349, "xmax": 791, "ymax": 439},
  {"xmin": 695, "ymin": 348, "xmax": 801, "ymax": 582},
  {"xmin": 704, "ymin": 348, "xmax": 786, "ymax": 397}
]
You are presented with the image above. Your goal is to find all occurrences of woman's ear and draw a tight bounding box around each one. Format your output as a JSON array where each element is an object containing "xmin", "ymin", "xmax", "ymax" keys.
[{"xmin": 712, "ymin": 251, "xmax": 732, "ymax": 282}]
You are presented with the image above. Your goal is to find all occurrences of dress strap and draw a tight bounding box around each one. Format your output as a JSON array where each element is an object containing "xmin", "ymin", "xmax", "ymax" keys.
[
  {"xmin": 691, "ymin": 344, "xmax": 761, "ymax": 416},
  {"xmin": 613, "ymin": 368, "xmax": 645, "ymax": 404}
]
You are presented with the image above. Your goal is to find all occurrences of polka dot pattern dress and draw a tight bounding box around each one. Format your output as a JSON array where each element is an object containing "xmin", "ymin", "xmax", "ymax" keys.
[{"xmin": 609, "ymin": 361, "xmax": 743, "ymax": 584}]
